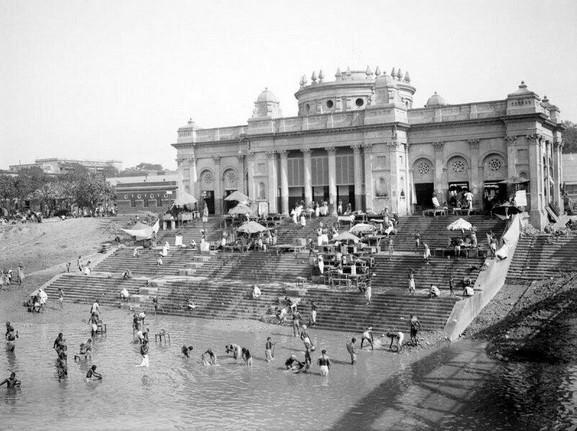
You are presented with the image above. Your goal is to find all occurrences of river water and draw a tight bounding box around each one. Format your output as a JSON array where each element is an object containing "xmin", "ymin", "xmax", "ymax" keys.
[{"xmin": 1, "ymin": 291, "xmax": 576, "ymax": 431}]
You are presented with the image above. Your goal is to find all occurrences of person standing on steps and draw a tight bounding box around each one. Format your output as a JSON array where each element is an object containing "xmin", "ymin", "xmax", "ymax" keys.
[
  {"xmin": 365, "ymin": 281, "xmax": 372, "ymax": 305},
  {"xmin": 309, "ymin": 301, "xmax": 317, "ymax": 327},
  {"xmin": 388, "ymin": 237, "xmax": 394, "ymax": 260},
  {"xmin": 410, "ymin": 315, "xmax": 421, "ymax": 346},
  {"xmin": 449, "ymin": 276, "xmax": 455, "ymax": 296},
  {"xmin": 408, "ymin": 271, "xmax": 416, "ymax": 295},
  {"xmin": 414, "ymin": 231, "xmax": 421, "ymax": 252},
  {"xmin": 423, "ymin": 243, "xmax": 431, "ymax": 265}
]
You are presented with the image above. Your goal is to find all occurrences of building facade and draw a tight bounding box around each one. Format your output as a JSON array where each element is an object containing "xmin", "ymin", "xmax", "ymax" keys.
[
  {"xmin": 9, "ymin": 158, "xmax": 122, "ymax": 175},
  {"xmin": 108, "ymin": 173, "xmax": 180, "ymax": 214},
  {"xmin": 172, "ymin": 66, "xmax": 564, "ymax": 228}
]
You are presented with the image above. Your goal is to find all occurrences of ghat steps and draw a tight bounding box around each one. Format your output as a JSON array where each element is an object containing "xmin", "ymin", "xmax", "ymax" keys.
[{"xmin": 44, "ymin": 274, "xmax": 458, "ymax": 334}]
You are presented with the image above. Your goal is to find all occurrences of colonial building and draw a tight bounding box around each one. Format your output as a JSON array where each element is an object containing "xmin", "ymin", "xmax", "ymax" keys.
[
  {"xmin": 108, "ymin": 173, "xmax": 180, "ymax": 213},
  {"xmin": 172, "ymin": 66, "xmax": 564, "ymax": 228}
]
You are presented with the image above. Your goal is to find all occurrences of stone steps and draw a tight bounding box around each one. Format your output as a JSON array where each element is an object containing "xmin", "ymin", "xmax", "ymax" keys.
[{"xmin": 44, "ymin": 274, "xmax": 458, "ymax": 334}]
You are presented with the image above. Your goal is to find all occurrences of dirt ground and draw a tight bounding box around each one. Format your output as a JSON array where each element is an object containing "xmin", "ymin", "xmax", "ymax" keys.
[{"xmin": 0, "ymin": 217, "xmax": 124, "ymax": 286}]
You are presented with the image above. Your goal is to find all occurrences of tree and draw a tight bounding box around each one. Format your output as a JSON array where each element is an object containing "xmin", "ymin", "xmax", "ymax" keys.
[
  {"xmin": 562, "ymin": 121, "xmax": 577, "ymax": 153},
  {"xmin": 63, "ymin": 164, "xmax": 114, "ymax": 212}
]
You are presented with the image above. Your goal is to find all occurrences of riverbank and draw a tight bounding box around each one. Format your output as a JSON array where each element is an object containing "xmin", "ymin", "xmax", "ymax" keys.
[{"xmin": 465, "ymin": 273, "xmax": 577, "ymax": 363}]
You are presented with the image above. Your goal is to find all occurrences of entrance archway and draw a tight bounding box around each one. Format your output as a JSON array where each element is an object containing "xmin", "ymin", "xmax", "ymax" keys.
[
  {"xmin": 199, "ymin": 169, "xmax": 216, "ymax": 214},
  {"xmin": 413, "ymin": 158, "xmax": 434, "ymax": 210}
]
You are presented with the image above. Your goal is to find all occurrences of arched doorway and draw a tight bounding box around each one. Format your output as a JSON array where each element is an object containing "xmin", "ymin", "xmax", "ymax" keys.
[
  {"xmin": 482, "ymin": 154, "xmax": 507, "ymax": 210},
  {"xmin": 199, "ymin": 169, "xmax": 216, "ymax": 214},
  {"xmin": 223, "ymin": 168, "xmax": 239, "ymax": 213},
  {"xmin": 412, "ymin": 158, "xmax": 434, "ymax": 210},
  {"xmin": 446, "ymin": 156, "xmax": 470, "ymax": 207}
]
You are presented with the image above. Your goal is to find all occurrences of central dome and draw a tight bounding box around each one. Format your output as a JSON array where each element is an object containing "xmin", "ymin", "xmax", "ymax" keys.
[
  {"xmin": 425, "ymin": 92, "xmax": 447, "ymax": 108},
  {"xmin": 256, "ymin": 88, "xmax": 279, "ymax": 103}
]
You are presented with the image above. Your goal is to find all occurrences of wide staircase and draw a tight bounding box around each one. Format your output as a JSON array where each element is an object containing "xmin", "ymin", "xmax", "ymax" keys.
[
  {"xmin": 506, "ymin": 232, "xmax": 577, "ymax": 283},
  {"xmin": 373, "ymin": 255, "xmax": 485, "ymax": 293},
  {"xmin": 276, "ymin": 215, "xmax": 338, "ymax": 244},
  {"xmin": 44, "ymin": 274, "xmax": 458, "ymax": 333},
  {"xmin": 393, "ymin": 215, "xmax": 507, "ymax": 251},
  {"xmin": 158, "ymin": 216, "xmax": 223, "ymax": 245},
  {"xmin": 43, "ymin": 213, "xmax": 512, "ymax": 335}
]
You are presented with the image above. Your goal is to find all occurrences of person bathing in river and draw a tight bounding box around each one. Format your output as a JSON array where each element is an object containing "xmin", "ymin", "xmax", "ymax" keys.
[
  {"xmin": 241, "ymin": 347, "xmax": 253, "ymax": 367},
  {"xmin": 201, "ymin": 349, "xmax": 216, "ymax": 366},
  {"xmin": 360, "ymin": 327, "xmax": 374, "ymax": 350},
  {"xmin": 5, "ymin": 322, "xmax": 18, "ymax": 352},
  {"xmin": 86, "ymin": 365, "xmax": 102, "ymax": 381},
  {"xmin": 225, "ymin": 344, "xmax": 242, "ymax": 360},
  {"xmin": 181, "ymin": 345, "xmax": 194, "ymax": 358},
  {"xmin": 265, "ymin": 337, "xmax": 275, "ymax": 362},
  {"xmin": 0, "ymin": 372, "xmax": 21, "ymax": 389}
]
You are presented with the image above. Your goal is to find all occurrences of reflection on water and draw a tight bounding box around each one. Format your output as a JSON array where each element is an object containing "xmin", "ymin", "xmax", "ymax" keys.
[{"xmin": 0, "ymin": 294, "xmax": 576, "ymax": 430}]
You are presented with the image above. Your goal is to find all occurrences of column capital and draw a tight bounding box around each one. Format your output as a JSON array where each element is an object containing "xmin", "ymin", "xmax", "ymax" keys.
[
  {"xmin": 279, "ymin": 149, "xmax": 288, "ymax": 158},
  {"xmin": 300, "ymin": 147, "xmax": 311, "ymax": 153},
  {"xmin": 351, "ymin": 144, "xmax": 361, "ymax": 152},
  {"xmin": 433, "ymin": 141, "xmax": 445, "ymax": 152},
  {"xmin": 362, "ymin": 143, "xmax": 373, "ymax": 153},
  {"xmin": 247, "ymin": 151, "xmax": 256, "ymax": 161},
  {"xmin": 504, "ymin": 135, "xmax": 517, "ymax": 144},
  {"xmin": 326, "ymin": 146, "xmax": 336, "ymax": 154},
  {"xmin": 265, "ymin": 150, "xmax": 275, "ymax": 157}
]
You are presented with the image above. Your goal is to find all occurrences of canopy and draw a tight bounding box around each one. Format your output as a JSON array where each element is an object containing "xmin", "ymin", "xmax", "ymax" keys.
[
  {"xmin": 499, "ymin": 176, "xmax": 529, "ymax": 185},
  {"xmin": 446, "ymin": 218, "xmax": 472, "ymax": 231},
  {"xmin": 224, "ymin": 190, "xmax": 250, "ymax": 203},
  {"xmin": 172, "ymin": 190, "xmax": 197, "ymax": 207},
  {"xmin": 349, "ymin": 223, "xmax": 375, "ymax": 234},
  {"xmin": 229, "ymin": 203, "xmax": 252, "ymax": 215},
  {"xmin": 333, "ymin": 231, "xmax": 360, "ymax": 243},
  {"xmin": 237, "ymin": 221, "xmax": 268, "ymax": 234},
  {"xmin": 121, "ymin": 220, "xmax": 159, "ymax": 240}
]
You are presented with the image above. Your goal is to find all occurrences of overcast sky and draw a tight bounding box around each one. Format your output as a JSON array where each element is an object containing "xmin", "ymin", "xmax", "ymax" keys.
[{"xmin": 1, "ymin": 0, "xmax": 576, "ymax": 171}]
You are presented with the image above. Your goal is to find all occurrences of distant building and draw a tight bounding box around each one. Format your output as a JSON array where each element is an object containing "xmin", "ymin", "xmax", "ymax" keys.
[
  {"xmin": 172, "ymin": 66, "xmax": 564, "ymax": 228},
  {"xmin": 108, "ymin": 172, "xmax": 180, "ymax": 214},
  {"xmin": 562, "ymin": 153, "xmax": 577, "ymax": 198},
  {"xmin": 9, "ymin": 158, "xmax": 122, "ymax": 175}
]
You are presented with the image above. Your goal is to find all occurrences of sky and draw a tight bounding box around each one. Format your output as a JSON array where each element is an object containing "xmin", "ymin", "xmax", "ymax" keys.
[{"xmin": 1, "ymin": 0, "xmax": 576, "ymax": 171}]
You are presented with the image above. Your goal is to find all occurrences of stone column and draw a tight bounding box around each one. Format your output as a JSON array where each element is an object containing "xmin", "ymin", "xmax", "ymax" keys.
[
  {"xmin": 327, "ymin": 146, "xmax": 337, "ymax": 215},
  {"xmin": 279, "ymin": 150, "xmax": 289, "ymax": 215},
  {"xmin": 213, "ymin": 156, "xmax": 222, "ymax": 214},
  {"xmin": 545, "ymin": 140, "xmax": 552, "ymax": 205},
  {"xmin": 302, "ymin": 147, "xmax": 313, "ymax": 205},
  {"xmin": 353, "ymin": 144, "xmax": 363, "ymax": 211},
  {"xmin": 266, "ymin": 151, "xmax": 278, "ymax": 213},
  {"xmin": 237, "ymin": 154, "xmax": 245, "ymax": 196},
  {"xmin": 246, "ymin": 152, "xmax": 255, "ymax": 201},
  {"xmin": 554, "ymin": 139, "xmax": 563, "ymax": 208},
  {"xmin": 527, "ymin": 134, "xmax": 544, "ymax": 227},
  {"xmin": 388, "ymin": 141, "xmax": 400, "ymax": 214},
  {"xmin": 468, "ymin": 139, "xmax": 480, "ymax": 208},
  {"xmin": 433, "ymin": 142, "xmax": 445, "ymax": 197},
  {"xmin": 363, "ymin": 144, "xmax": 374, "ymax": 211}
]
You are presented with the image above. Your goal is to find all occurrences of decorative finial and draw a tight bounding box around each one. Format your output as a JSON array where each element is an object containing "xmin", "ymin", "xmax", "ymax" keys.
[
  {"xmin": 365, "ymin": 65, "xmax": 373, "ymax": 77},
  {"xmin": 519, "ymin": 81, "xmax": 527, "ymax": 89},
  {"xmin": 311, "ymin": 71, "xmax": 317, "ymax": 83},
  {"xmin": 346, "ymin": 66, "xmax": 351, "ymax": 76},
  {"xmin": 335, "ymin": 67, "xmax": 342, "ymax": 78},
  {"xmin": 391, "ymin": 67, "xmax": 396, "ymax": 78},
  {"xmin": 318, "ymin": 70, "xmax": 324, "ymax": 82},
  {"xmin": 403, "ymin": 71, "xmax": 411, "ymax": 83},
  {"xmin": 396, "ymin": 68, "xmax": 402, "ymax": 80},
  {"xmin": 375, "ymin": 66, "xmax": 381, "ymax": 76},
  {"xmin": 300, "ymin": 75, "xmax": 307, "ymax": 87}
]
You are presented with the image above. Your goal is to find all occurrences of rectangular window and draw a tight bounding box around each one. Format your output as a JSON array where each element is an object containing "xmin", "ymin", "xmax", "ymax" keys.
[
  {"xmin": 336, "ymin": 154, "xmax": 354, "ymax": 185},
  {"xmin": 287, "ymin": 158, "xmax": 304, "ymax": 187},
  {"xmin": 143, "ymin": 198, "xmax": 149, "ymax": 208},
  {"xmin": 157, "ymin": 195, "xmax": 163, "ymax": 206},
  {"xmin": 311, "ymin": 156, "xmax": 329, "ymax": 186}
]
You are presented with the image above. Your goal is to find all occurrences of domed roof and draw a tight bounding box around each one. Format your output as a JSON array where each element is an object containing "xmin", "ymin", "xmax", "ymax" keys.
[
  {"xmin": 425, "ymin": 92, "xmax": 447, "ymax": 108},
  {"xmin": 508, "ymin": 81, "xmax": 535, "ymax": 97},
  {"xmin": 256, "ymin": 87, "xmax": 279, "ymax": 103}
]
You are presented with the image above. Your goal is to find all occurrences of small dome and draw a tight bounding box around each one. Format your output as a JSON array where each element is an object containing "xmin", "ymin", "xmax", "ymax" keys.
[
  {"xmin": 509, "ymin": 81, "xmax": 533, "ymax": 96},
  {"xmin": 256, "ymin": 88, "xmax": 279, "ymax": 103},
  {"xmin": 425, "ymin": 92, "xmax": 447, "ymax": 108}
]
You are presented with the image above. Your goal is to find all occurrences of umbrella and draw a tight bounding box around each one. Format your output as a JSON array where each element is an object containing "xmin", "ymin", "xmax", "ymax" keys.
[
  {"xmin": 121, "ymin": 221, "xmax": 155, "ymax": 240},
  {"xmin": 228, "ymin": 204, "xmax": 252, "ymax": 215},
  {"xmin": 350, "ymin": 223, "xmax": 375, "ymax": 234},
  {"xmin": 224, "ymin": 190, "xmax": 250, "ymax": 203},
  {"xmin": 172, "ymin": 190, "xmax": 197, "ymax": 207},
  {"xmin": 333, "ymin": 231, "xmax": 360, "ymax": 243},
  {"xmin": 237, "ymin": 221, "xmax": 268, "ymax": 234},
  {"xmin": 446, "ymin": 218, "xmax": 472, "ymax": 231}
]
